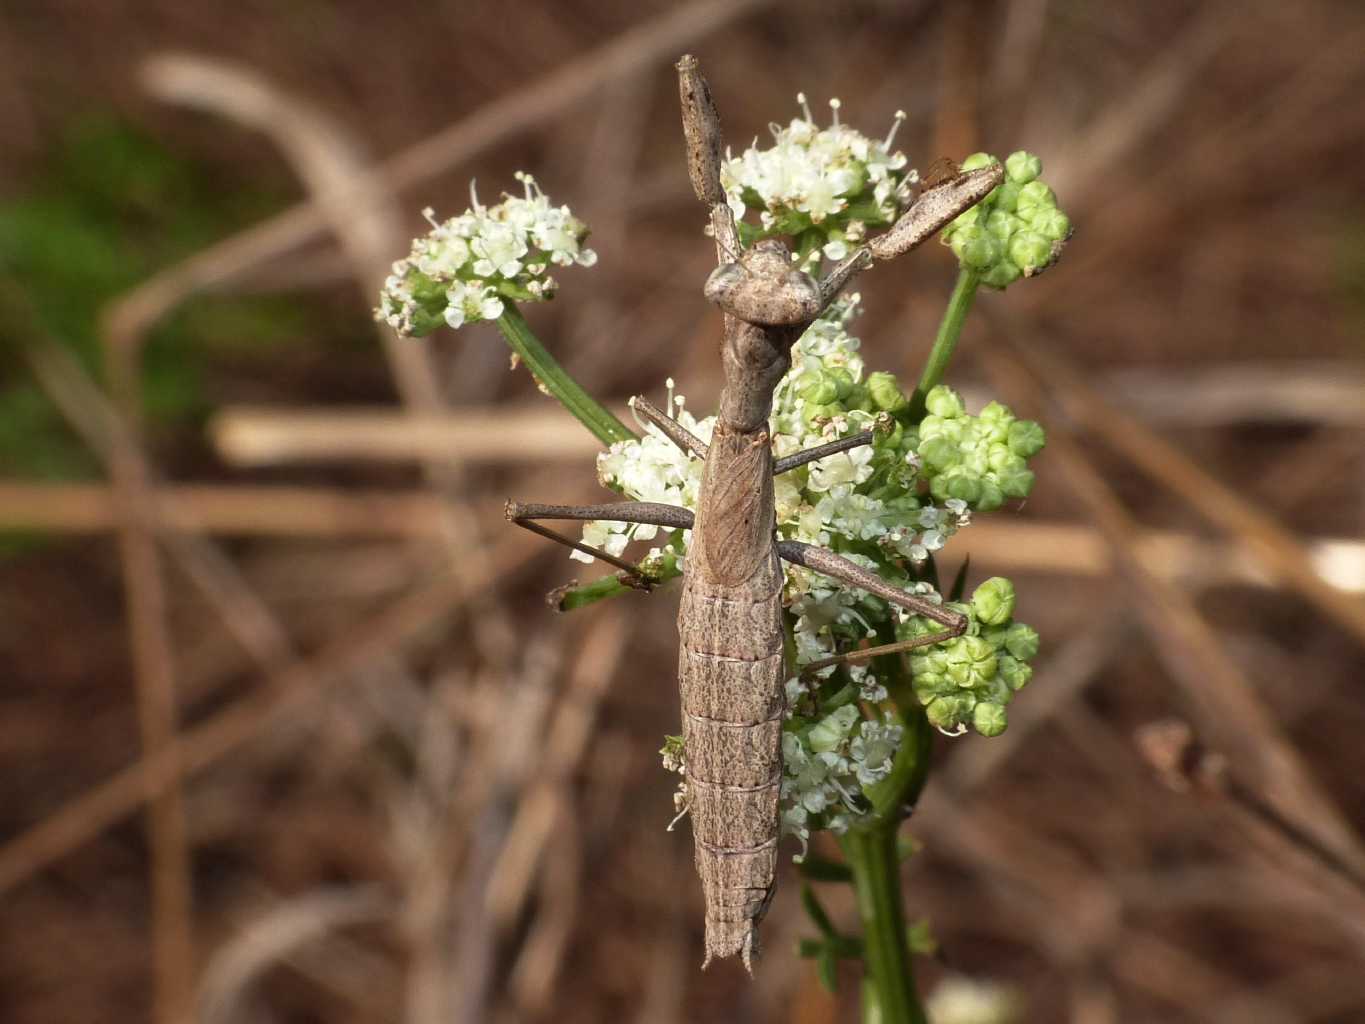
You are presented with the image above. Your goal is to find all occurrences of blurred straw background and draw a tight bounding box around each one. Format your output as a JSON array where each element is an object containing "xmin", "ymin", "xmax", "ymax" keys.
[{"xmin": 2, "ymin": 1, "xmax": 1364, "ymax": 1021}]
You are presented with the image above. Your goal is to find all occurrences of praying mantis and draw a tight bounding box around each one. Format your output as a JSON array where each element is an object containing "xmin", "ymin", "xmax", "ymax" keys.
[{"xmin": 506, "ymin": 55, "xmax": 1003, "ymax": 971}]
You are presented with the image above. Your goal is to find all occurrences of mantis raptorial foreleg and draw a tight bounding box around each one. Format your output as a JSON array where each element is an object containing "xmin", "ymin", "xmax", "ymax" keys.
[
  {"xmin": 777, "ymin": 540, "xmax": 968, "ymax": 675},
  {"xmin": 506, "ymin": 500, "xmax": 694, "ymax": 577},
  {"xmin": 677, "ymin": 55, "xmax": 740, "ymax": 268},
  {"xmin": 814, "ymin": 164, "xmax": 1004, "ymax": 314}
]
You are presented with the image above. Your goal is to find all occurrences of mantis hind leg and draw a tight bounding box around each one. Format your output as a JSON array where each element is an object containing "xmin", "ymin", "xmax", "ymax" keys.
[{"xmin": 506, "ymin": 500, "xmax": 694, "ymax": 578}]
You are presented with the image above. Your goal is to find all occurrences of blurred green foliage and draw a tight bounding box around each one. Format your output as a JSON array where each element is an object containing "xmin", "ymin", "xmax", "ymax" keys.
[{"xmin": 0, "ymin": 113, "xmax": 296, "ymax": 480}]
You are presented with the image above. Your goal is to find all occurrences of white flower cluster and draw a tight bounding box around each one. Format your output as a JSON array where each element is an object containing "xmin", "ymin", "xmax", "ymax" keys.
[
  {"xmin": 720, "ymin": 96, "xmax": 913, "ymax": 264},
  {"xmin": 376, "ymin": 173, "xmax": 596, "ymax": 336},
  {"xmin": 780, "ymin": 709, "xmax": 903, "ymax": 855}
]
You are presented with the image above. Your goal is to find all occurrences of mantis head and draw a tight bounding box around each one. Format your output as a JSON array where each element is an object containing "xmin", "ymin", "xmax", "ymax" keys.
[{"xmin": 703, "ymin": 238, "xmax": 821, "ymax": 327}]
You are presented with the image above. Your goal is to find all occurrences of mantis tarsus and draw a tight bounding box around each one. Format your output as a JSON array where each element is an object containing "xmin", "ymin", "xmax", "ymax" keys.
[{"xmin": 506, "ymin": 55, "xmax": 1003, "ymax": 971}]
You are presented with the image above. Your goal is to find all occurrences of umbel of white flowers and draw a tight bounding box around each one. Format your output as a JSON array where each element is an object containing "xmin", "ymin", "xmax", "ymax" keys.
[
  {"xmin": 719, "ymin": 93, "xmax": 916, "ymax": 269},
  {"xmin": 375, "ymin": 172, "xmax": 597, "ymax": 337}
]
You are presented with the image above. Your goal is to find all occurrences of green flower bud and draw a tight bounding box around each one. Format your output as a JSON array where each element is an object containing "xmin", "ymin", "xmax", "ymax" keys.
[
  {"xmin": 932, "ymin": 467, "xmax": 983, "ymax": 505},
  {"xmin": 988, "ymin": 447, "xmax": 1026, "ymax": 477},
  {"xmin": 800, "ymin": 373, "xmax": 839, "ymax": 406},
  {"xmin": 944, "ymin": 635, "xmax": 997, "ymax": 688},
  {"xmin": 912, "ymin": 672, "xmax": 957, "ymax": 703},
  {"xmin": 919, "ymin": 415, "xmax": 964, "ymax": 446},
  {"xmin": 1005, "ymin": 151, "xmax": 1043, "ymax": 185},
  {"xmin": 973, "ymin": 702, "xmax": 1008, "ymax": 737},
  {"xmin": 998, "ymin": 655, "xmax": 1033, "ymax": 691},
  {"xmin": 902, "ymin": 614, "xmax": 946, "ymax": 645},
  {"xmin": 809, "ymin": 704, "xmax": 860, "ymax": 753},
  {"xmin": 919, "ymin": 435, "xmax": 960, "ymax": 472},
  {"xmin": 802, "ymin": 402, "xmax": 843, "ymax": 428},
  {"xmin": 979, "ymin": 623, "xmax": 1010, "ymax": 651},
  {"xmin": 845, "ymin": 383, "xmax": 872, "ymax": 412},
  {"xmin": 975, "ymin": 478, "xmax": 1005, "ymax": 512},
  {"xmin": 958, "ymin": 152, "xmax": 997, "ymax": 173},
  {"xmin": 951, "ymin": 224, "xmax": 1001, "ymax": 270},
  {"xmin": 867, "ymin": 371, "xmax": 909, "ymax": 413},
  {"xmin": 873, "ymin": 417, "xmax": 905, "ymax": 451},
  {"xmin": 980, "ymin": 260, "xmax": 1022, "ymax": 289},
  {"xmin": 978, "ymin": 398, "xmax": 1014, "ymax": 427},
  {"xmin": 991, "ymin": 180, "xmax": 1022, "ymax": 214},
  {"xmin": 971, "ymin": 577, "xmax": 1016, "ymax": 625},
  {"xmin": 961, "ymin": 445, "xmax": 990, "ymax": 477},
  {"xmin": 1007, "ymin": 419, "xmax": 1046, "ymax": 458},
  {"xmin": 924, "ymin": 385, "xmax": 966, "ymax": 419},
  {"xmin": 1032, "ymin": 208, "xmax": 1071, "ymax": 242},
  {"xmin": 996, "ymin": 463, "xmax": 1035, "ymax": 499},
  {"xmin": 1015, "ymin": 180, "xmax": 1056, "ymax": 217},
  {"xmin": 908, "ymin": 648, "xmax": 949, "ymax": 681},
  {"xmin": 1009, "ymin": 230, "xmax": 1053, "ymax": 274},
  {"xmin": 948, "ymin": 203, "xmax": 984, "ymax": 232},
  {"xmin": 1003, "ymin": 622, "xmax": 1040, "ymax": 660},
  {"xmin": 825, "ymin": 366, "xmax": 856, "ymax": 402},
  {"xmin": 925, "ymin": 694, "xmax": 974, "ymax": 731},
  {"xmin": 985, "ymin": 208, "xmax": 1018, "ymax": 242}
]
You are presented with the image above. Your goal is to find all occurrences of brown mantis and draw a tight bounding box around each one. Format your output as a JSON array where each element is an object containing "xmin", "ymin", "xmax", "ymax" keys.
[{"xmin": 506, "ymin": 55, "xmax": 1003, "ymax": 971}]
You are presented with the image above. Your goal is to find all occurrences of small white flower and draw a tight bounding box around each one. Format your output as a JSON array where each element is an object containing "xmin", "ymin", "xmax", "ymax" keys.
[
  {"xmin": 807, "ymin": 446, "xmax": 874, "ymax": 492},
  {"xmin": 443, "ymin": 280, "xmax": 505, "ymax": 329},
  {"xmin": 823, "ymin": 238, "xmax": 850, "ymax": 261}
]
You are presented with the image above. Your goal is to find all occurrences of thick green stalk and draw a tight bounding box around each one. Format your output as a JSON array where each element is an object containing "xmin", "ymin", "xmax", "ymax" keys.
[
  {"xmin": 836, "ymin": 701, "xmax": 933, "ymax": 1023},
  {"xmin": 495, "ymin": 303, "xmax": 635, "ymax": 446},
  {"xmin": 841, "ymin": 823, "xmax": 926, "ymax": 1024},
  {"xmin": 907, "ymin": 267, "xmax": 981, "ymax": 421}
]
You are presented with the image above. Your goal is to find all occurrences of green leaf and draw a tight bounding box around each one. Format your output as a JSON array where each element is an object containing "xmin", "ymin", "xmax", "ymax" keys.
[{"xmin": 802, "ymin": 882, "xmax": 837, "ymax": 937}]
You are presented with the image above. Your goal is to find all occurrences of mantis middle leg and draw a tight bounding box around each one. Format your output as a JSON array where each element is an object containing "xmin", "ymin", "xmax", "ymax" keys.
[
  {"xmin": 777, "ymin": 539, "xmax": 968, "ymax": 674},
  {"xmin": 506, "ymin": 500, "xmax": 694, "ymax": 579}
]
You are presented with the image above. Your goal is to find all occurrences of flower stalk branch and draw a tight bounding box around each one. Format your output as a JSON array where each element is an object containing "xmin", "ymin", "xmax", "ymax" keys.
[
  {"xmin": 908, "ymin": 267, "xmax": 980, "ymax": 422},
  {"xmin": 842, "ymin": 822, "xmax": 927, "ymax": 1024},
  {"xmin": 495, "ymin": 304, "xmax": 635, "ymax": 446}
]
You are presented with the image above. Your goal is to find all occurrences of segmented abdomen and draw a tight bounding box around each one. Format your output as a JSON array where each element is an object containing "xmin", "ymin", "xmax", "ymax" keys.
[{"xmin": 677, "ymin": 545, "xmax": 785, "ymax": 969}]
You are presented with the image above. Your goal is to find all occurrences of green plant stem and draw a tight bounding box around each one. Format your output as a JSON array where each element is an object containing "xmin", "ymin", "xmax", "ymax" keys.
[
  {"xmin": 841, "ymin": 823, "xmax": 926, "ymax": 1024},
  {"xmin": 495, "ymin": 303, "xmax": 635, "ymax": 446},
  {"xmin": 907, "ymin": 266, "xmax": 981, "ymax": 421}
]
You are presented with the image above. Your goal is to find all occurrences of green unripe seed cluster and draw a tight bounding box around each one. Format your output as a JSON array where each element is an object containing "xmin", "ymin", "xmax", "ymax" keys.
[
  {"xmin": 897, "ymin": 577, "xmax": 1038, "ymax": 737},
  {"xmin": 912, "ymin": 385, "xmax": 1045, "ymax": 511},
  {"xmin": 941, "ymin": 151, "xmax": 1071, "ymax": 288}
]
